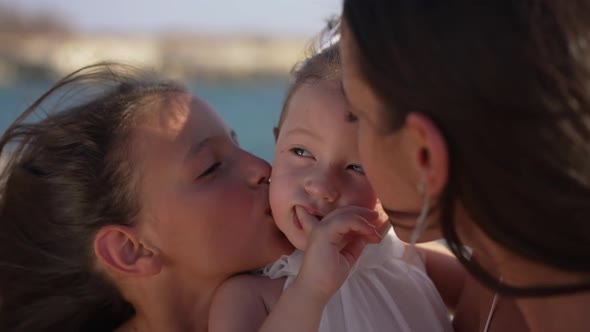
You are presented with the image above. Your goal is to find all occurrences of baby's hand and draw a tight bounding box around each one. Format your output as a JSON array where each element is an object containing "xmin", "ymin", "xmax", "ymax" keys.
[{"xmin": 293, "ymin": 206, "xmax": 382, "ymax": 301}]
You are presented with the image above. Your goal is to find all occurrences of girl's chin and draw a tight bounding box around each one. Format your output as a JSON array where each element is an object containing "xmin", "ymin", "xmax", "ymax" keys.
[{"xmin": 392, "ymin": 225, "xmax": 443, "ymax": 244}]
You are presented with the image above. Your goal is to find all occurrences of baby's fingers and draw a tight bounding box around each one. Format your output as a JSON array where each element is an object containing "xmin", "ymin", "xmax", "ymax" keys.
[
  {"xmin": 340, "ymin": 237, "xmax": 368, "ymax": 267},
  {"xmin": 295, "ymin": 206, "xmax": 320, "ymax": 234},
  {"xmin": 314, "ymin": 213, "xmax": 381, "ymax": 246}
]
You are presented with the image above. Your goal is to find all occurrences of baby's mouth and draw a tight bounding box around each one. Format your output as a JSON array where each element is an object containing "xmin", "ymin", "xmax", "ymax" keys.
[
  {"xmin": 293, "ymin": 206, "xmax": 327, "ymax": 232},
  {"xmin": 302, "ymin": 206, "xmax": 326, "ymax": 221}
]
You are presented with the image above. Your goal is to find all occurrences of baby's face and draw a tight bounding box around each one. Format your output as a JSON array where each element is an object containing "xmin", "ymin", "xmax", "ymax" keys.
[{"xmin": 270, "ymin": 80, "xmax": 386, "ymax": 250}]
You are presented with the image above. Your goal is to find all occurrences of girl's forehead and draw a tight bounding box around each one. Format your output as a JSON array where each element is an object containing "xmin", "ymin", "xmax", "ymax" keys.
[
  {"xmin": 130, "ymin": 95, "xmax": 230, "ymax": 172},
  {"xmin": 281, "ymin": 81, "xmax": 350, "ymax": 130},
  {"xmin": 139, "ymin": 93, "xmax": 227, "ymax": 137},
  {"xmin": 130, "ymin": 95, "xmax": 231, "ymax": 199}
]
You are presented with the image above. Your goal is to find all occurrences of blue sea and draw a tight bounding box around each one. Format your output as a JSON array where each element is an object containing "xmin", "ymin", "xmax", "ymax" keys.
[{"xmin": 0, "ymin": 78, "xmax": 288, "ymax": 162}]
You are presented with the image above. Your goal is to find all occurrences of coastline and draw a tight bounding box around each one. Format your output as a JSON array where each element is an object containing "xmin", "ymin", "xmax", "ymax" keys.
[{"xmin": 0, "ymin": 32, "xmax": 309, "ymax": 85}]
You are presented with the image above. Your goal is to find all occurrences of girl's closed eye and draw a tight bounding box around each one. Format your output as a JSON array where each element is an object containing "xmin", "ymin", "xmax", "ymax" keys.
[
  {"xmin": 347, "ymin": 164, "xmax": 365, "ymax": 175},
  {"xmin": 290, "ymin": 147, "xmax": 314, "ymax": 159},
  {"xmin": 197, "ymin": 162, "xmax": 222, "ymax": 179}
]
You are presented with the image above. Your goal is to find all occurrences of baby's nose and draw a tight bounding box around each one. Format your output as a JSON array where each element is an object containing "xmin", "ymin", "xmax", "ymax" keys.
[{"xmin": 304, "ymin": 177, "xmax": 340, "ymax": 203}]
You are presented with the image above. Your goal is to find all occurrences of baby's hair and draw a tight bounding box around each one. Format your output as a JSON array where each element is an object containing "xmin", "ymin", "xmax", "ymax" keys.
[
  {"xmin": 0, "ymin": 63, "xmax": 185, "ymax": 331},
  {"xmin": 276, "ymin": 20, "xmax": 342, "ymax": 133}
]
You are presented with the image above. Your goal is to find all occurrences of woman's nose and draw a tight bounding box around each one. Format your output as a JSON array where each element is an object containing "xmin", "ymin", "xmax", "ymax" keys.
[{"xmin": 304, "ymin": 173, "xmax": 340, "ymax": 203}]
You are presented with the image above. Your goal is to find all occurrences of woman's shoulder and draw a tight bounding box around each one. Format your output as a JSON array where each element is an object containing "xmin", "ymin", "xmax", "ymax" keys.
[
  {"xmin": 454, "ymin": 275, "xmax": 529, "ymax": 332},
  {"xmin": 453, "ymin": 275, "xmax": 486, "ymax": 332}
]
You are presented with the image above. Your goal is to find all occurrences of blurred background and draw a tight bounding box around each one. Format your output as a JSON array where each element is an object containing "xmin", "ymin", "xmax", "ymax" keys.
[{"xmin": 0, "ymin": 0, "xmax": 341, "ymax": 161}]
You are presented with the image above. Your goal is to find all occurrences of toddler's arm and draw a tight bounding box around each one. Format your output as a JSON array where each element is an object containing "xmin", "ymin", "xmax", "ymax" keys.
[
  {"xmin": 209, "ymin": 275, "xmax": 281, "ymax": 332},
  {"xmin": 258, "ymin": 278, "xmax": 328, "ymax": 332}
]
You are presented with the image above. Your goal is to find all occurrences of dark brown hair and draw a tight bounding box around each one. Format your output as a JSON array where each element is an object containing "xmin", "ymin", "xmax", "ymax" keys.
[
  {"xmin": 277, "ymin": 42, "xmax": 342, "ymax": 131},
  {"xmin": 0, "ymin": 63, "xmax": 184, "ymax": 330},
  {"xmin": 343, "ymin": 0, "xmax": 590, "ymax": 296}
]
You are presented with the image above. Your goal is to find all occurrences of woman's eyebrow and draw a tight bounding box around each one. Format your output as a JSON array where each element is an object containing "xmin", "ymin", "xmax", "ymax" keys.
[
  {"xmin": 345, "ymin": 111, "xmax": 358, "ymax": 123},
  {"xmin": 340, "ymin": 81, "xmax": 358, "ymax": 123}
]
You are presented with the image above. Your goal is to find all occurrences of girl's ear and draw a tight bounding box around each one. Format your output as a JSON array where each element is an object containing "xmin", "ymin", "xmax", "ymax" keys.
[
  {"xmin": 94, "ymin": 225, "xmax": 161, "ymax": 277},
  {"xmin": 405, "ymin": 112, "xmax": 449, "ymax": 197}
]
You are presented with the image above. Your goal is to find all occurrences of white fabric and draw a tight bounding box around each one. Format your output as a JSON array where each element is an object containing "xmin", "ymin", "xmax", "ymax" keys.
[{"xmin": 261, "ymin": 228, "xmax": 454, "ymax": 332}]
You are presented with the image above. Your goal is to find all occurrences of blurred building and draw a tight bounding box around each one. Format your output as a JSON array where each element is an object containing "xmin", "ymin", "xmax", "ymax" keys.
[{"xmin": 0, "ymin": 5, "xmax": 308, "ymax": 84}]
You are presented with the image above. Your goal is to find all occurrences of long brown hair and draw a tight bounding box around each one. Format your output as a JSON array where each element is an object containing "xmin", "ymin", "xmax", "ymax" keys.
[
  {"xmin": 343, "ymin": 0, "xmax": 590, "ymax": 296},
  {"xmin": 0, "ymin": 63, "xmax": 184, "ymax": 330}
]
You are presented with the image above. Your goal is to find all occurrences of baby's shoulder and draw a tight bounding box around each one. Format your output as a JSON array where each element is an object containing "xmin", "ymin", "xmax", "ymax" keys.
[
  {"xmin": 213, "ymin": 274, "xmax": 285, "ymax": 311},
  {"xmin": 219, "ymin": 274, "xmax": 283, "ymax": 298},
  {"xmin": 209, "ymin": 275, "xmax": 287, "ymax": 331}
]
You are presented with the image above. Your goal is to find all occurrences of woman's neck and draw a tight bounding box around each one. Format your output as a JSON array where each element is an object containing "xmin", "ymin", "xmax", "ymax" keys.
[
  {"xmin": 118, "ymin": 273, "xmax": 224, "ymax": 332},
  {"xmin": 497, "ymin": 252, "xmax": 590, "ymax": 332},
  {"xmin": 518, "ymin": 291, "xmax": 590, "ymax": 332}
]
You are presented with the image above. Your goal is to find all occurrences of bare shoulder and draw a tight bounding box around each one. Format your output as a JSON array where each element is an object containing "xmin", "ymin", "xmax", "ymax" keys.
[
  {"xmin": 453, "ymin": 274, "xmax": 485, "ymax": 332},
  {"xmin": 417, "ymin": 242, "xmax": 466, "ymax": 311},
  {"xmin": 455, "ymin": 275, "xmax": 529, "ymax": 332},
  {"xmin": 258, "ymin": 276, "xmax": 288, "ymax": 312},
  {"xmin": 209, "ymin": 274, "xmax": 286, "ymax": 332}
]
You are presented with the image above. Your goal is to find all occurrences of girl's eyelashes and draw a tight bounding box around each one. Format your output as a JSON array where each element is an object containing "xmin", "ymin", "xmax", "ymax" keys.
[
  {"xmin": 347, "ymin": 164, "xmax": 365, "ymax": 174},
  {"xmin": 230, "ymin": 129, "xmax": 239, "ymax": 146},
  {"xmin": 290, "ymin": 147, "xmax": 314, "ymax": 158},
  {"xmin": 197, "ymin": 162, "xmax": 222, "ymax": 179}
]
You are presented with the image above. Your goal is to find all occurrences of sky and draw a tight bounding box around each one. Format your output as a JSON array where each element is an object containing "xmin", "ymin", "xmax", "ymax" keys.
[{"xmin": 4, "ymin": 0, "xmax": 342, "ymax": 37}]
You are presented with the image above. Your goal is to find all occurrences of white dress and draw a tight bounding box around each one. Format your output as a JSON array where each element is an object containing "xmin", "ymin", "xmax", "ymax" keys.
[{"xmin": 261, "ymin": 228, "xmax": 454, "ymax": 332}]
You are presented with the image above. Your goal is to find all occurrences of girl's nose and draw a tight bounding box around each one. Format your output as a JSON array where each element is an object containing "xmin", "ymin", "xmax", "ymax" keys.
[
  {"xmin": 304, "ymin": 174, "xmax": 340, "ymax": 203},
  {"xmin": 242, "ymin": 150, "xmax": 271, "ymax": 187}
]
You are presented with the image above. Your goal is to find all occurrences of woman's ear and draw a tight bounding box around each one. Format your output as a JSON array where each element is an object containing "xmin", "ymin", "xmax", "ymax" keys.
[
  {"xmin": 94, "ymin": 225, "xmax": 161, "ymax": 277},
  {"xmin": 405, "ymin": 112, "xmax": 449, "ymax": 197}
]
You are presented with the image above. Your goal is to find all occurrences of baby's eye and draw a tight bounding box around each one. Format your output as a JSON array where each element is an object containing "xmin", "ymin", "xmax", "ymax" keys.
[
  {"xmin": 290, "ymin": 147, "xmax": 314, "ymax": 158},
  {"xmin": 347, "ymin": 164, "xmax": 365, "ymax": 174}
]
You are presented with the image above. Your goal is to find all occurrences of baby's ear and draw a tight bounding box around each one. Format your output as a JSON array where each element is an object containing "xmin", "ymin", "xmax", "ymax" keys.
[
  {"xmin": 94, "ymin": 225, "xmax": 161, "ymax": 277},
  {"xmin": 273, "ymin": 127, "xmax": 279, "ymax": 142}
]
